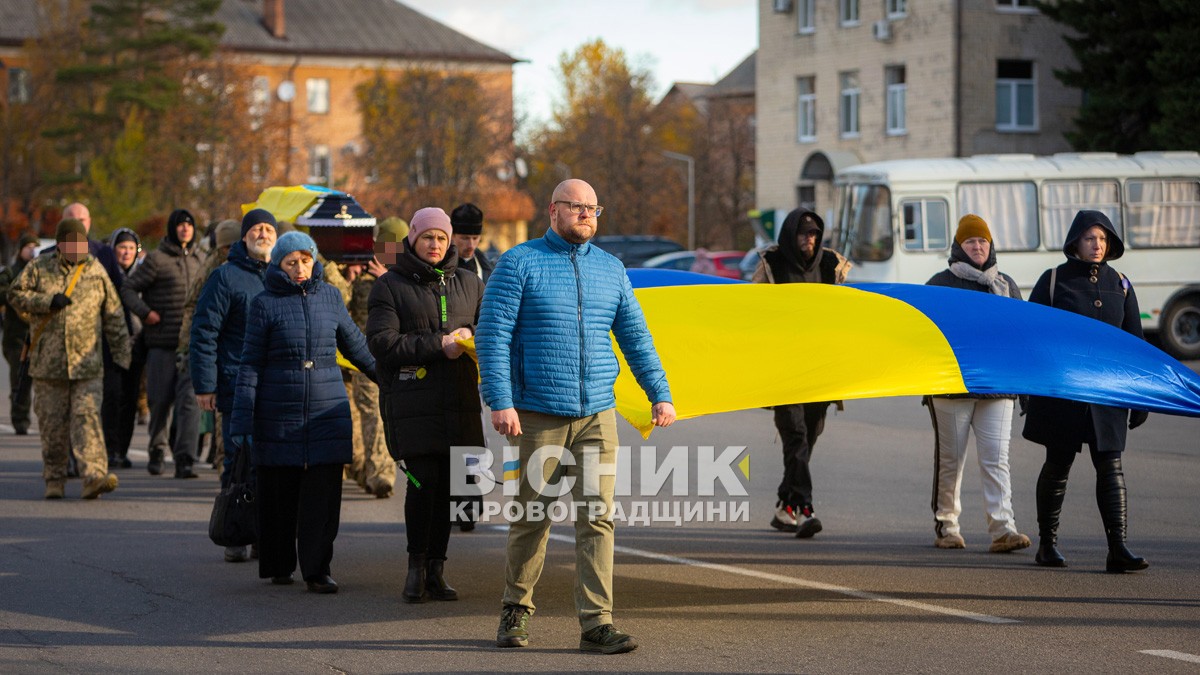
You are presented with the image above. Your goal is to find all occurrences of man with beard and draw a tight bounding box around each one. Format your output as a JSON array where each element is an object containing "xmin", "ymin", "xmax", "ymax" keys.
[
  {"xmin": 752, "ymin": 209, "xmax": 851, "ymax": 539},
  {"xmin": 190, "ymin": 209, "xmax": 277, "ymax": 563}
]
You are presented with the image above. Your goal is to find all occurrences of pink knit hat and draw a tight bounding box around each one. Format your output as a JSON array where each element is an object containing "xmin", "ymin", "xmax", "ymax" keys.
[{"xmin": 407, "ymin": 207, "xmax": 453, "ymax": 245}]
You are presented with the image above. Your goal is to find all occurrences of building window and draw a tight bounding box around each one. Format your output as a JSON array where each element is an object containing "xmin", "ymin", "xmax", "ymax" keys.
[
  {"xmin": 840, "ymin": 71, "xmax": 860, "ymax": 138},
  {"xmin": 7, "ymin": 68, "xmax": 31, "ymax": 104},
  {"xmin": 249, "ymin": 76, "xmax": 270, "ymax": 128},
  {"xmin": 308, "ymin": 145, "xmax": 331, "ymax": 185},
  {"xmin": 996, "ymin": 60, "xmax": 1037, "ymax": 131},
  {"xmin": 797, "ymin": 0, "xmax": 815, "ymax": 33},
  {"xmin": 887, "ymin": 0, "xmax": 908, "ymax": 18},
  {"xmin": 996, "ymin": 0, "xmax": 1036, "ymax": 11},
  {"xmin": 840, "ymin": 0, "xmax": 860, "ymax": 25},
  {"xmin": 902, "ymin": 199, "xmax": 950, "ymax": 251},
  {"xmin": 797, "ymin": 76, "xmax": 816, "ymax": 143},
  {"xmin": 885, "ymin": 66, "xmax": 907, "ymax": 135},
  {"xmin": 306, "ymin": 78, "xmax": 330, "ymax": 115}
]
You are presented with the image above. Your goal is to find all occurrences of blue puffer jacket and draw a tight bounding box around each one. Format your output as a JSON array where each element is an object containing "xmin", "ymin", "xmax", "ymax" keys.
[
  {"xmin": 476, "ymin": 228, "xmax": 671, "ymax": 417},
  {"xmin": 229, "ymin": 261, "xmax": 376, "ymax": 467},
  {"xmin": 189, "ymin": 241, "xmax": 268, "ymax": 412}
]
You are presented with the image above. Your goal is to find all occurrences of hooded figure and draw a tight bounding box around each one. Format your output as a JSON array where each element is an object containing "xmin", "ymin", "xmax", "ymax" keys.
[
  {"xmin": 750, "ymin": 208, "xmax": 850, "ymax": 539},
  {"xmin": 1023, "ymin": 208, "xmax": 1149, "ymax": 573}
]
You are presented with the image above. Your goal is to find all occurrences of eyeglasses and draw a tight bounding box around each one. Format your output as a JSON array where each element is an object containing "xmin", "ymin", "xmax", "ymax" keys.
[{"xmin": 555, "ymin": 201, "xmax": 604, "ymax": 217}]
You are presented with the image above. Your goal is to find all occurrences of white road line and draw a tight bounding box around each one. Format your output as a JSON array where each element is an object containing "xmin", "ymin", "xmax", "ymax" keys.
[
  {"xmin": 531, "ymin": 530, "xmax": 1018, "ymax": 625},
  {"xmin": 1140, "ymin": 650, "xmax": 1200, "ymax": 665}
]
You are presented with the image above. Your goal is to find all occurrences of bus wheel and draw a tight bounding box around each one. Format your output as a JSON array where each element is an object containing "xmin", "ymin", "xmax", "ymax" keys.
[{"xmin": 1161, "ymin": 297, "xmax": 1200, "ymax": 361}]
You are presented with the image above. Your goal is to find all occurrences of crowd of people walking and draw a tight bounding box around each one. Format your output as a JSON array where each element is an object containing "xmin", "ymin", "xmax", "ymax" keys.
[{"xmin": 0, "ymin": 185, "xmax": 1155, "ymax": 655}]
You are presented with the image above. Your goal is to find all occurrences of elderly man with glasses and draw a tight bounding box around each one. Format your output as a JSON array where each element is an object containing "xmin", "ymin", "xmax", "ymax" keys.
[{"xmin": 477, "ymin": 178, "xmax": 675, "ymax": 655}]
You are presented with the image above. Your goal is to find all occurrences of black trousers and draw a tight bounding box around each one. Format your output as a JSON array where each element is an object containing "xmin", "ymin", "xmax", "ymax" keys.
[
  {"xmin": 256, "ymin": 463, "xmax": 343, "ymax": 581},
  {"xmin": 3, "ymin": 342, "xmax": 31, "ymax": 430},
  {"xmin": 404, "ymin": 455, "xmax": 452, "ymax": 560},
  {"xmin": 774, "ymin": 402, "xmax": 829, "ymax": 508},
  {"xmin": 101, "ymin": 344, "xmax": 145, "ymax": 459}
]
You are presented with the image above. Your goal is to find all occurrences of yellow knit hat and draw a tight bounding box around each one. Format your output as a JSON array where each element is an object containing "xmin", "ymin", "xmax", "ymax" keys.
[{"xmin": 955, "ymin": 214, "xmax": 992, "ymax": 244}]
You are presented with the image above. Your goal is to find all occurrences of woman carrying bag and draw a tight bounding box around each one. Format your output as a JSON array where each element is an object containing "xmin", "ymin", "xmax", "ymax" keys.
[
  {"xmin": 366, "ymin": 207, "xmax": 484, "ymax": 603},
  {"xmin": 229, "ymin": 231, "xmax": 376, "ymax": 593}
]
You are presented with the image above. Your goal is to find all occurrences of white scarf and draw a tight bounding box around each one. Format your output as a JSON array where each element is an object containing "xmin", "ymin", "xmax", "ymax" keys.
[{"xmin": 949, "ymin": 261, "xmax": 1010, "ymax": 297}]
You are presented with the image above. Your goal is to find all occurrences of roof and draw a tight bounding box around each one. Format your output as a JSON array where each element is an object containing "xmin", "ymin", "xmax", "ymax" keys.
[
  {"xmin": 0, "ymin": 0, "xmax": 40, "ymax": 47},
  {"xmin": 659, "ymin": 82, "xmax": 713, "ymax": 114},
  {"xmin": 708, "ymin": 51, "xmax": 755, "ymax": 99},
  {"xmin": 835, "ymin": 152, "xmax": 1200, "ymax": 184},
  {"xmin": 0, "ymin": 0, "xmax": 517, "ymax": 64}
]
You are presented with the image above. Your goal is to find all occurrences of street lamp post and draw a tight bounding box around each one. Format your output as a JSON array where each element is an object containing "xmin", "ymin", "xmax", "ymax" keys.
[{"xmin": 662, "ymin": 151, "xmax": 695, "ymax": 250}]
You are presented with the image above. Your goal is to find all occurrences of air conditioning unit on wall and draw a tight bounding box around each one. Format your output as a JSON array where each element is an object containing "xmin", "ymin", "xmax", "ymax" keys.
[
  {"xmin": 774, "ymin": 0, "xmax": 793, "ymax": 13},
  {"xmin": 872, "ymin": 20, "xmax": 893, "ymax": 41}
]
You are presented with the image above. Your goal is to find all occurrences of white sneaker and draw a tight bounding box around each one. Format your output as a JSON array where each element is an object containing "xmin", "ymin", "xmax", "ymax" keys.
[{"xmin": 770, "ymin": 502, "xmax": 798, "ymax": 532}]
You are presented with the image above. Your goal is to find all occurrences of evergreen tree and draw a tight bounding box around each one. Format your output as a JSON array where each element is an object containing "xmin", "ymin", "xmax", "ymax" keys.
[{"xmin": 1034, "ymin": 0, "xmax": 1199, "ymax": 152}]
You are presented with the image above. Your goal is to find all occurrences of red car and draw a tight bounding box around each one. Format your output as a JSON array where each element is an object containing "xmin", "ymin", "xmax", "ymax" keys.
[{"xmin": 641, "ymin": 250, "xmax": 745, "ymax": 279}]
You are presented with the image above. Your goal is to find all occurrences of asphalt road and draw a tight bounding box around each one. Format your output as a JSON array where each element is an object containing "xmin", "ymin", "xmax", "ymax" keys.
[{"xmin": 2, "ymin": 356, "xmax": 1199, "ymax": 674}]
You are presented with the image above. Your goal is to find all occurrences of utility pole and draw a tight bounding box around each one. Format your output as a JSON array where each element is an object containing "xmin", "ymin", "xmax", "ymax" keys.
[{"xmin": 662, "ymin": 151, "xmax": 695, "ymax": 249}]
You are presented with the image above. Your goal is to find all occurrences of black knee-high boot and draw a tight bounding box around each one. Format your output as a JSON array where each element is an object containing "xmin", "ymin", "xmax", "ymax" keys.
[
  {"xmin": 1096, "ymin": 457, "xmax": 1149, "ymax": 573},
  {"xmin": 403, "ymin": 554, "xmax": 428, "ymax": 603},
  {"xmin": 1035, "ymin": 461, "xmax": 1070, "ymax": 567}
]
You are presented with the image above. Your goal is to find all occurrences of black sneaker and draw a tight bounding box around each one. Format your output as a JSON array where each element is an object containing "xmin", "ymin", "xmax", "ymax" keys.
[
  {"xmin": 496, "ymin": 604, "xmax": 531, "ymax": 648},
  {"xmin": 795, "ymin": 505, "xmax": 823, "ymax": 539},
  {"xmin": 580, "ymin": 624, "xmax": 637, "ymax": 654}
]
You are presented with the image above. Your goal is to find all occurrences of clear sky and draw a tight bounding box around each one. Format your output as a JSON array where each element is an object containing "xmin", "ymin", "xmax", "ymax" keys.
[{"xmin": 400, "ymin": 0, "xmax": 759, "ymax": 130}]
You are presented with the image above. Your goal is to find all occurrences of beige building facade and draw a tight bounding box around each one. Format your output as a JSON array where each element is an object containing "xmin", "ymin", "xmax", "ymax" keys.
[{"xmin": 756, "ymin": 0, "xmax": 1079, "ymax": 223}]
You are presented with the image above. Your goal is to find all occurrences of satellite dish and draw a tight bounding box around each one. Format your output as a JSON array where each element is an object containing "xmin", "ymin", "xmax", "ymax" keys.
[{"xmin": 277, "ymin": 81, "xmax": 296, "ymax": 102}]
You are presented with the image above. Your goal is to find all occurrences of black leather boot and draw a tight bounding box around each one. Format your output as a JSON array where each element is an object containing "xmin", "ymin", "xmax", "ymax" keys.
[
  {"xmin": 402, "ymin": 554, "xmax": 427, "ymax": 603},
  {"xmin": 425, "ymin": 558, "xmax": 458, "ymax": 601},
  {"xmin": 1096, "ymin": 457, "xmax": 1149, "ymax": 573},
  {"xmin": 1034, "ymin": 461, "xmax": 1069, "ymax": 568}
]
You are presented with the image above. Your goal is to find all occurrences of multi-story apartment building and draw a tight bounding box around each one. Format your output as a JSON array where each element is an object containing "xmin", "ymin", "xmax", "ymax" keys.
[
  {"xmin": 756, "ymin": 0, "xmax": 1080, "ymax": 222},
  {"xmin": 1, "ymin": 0, "xmax": 533, "ymax": 248}
]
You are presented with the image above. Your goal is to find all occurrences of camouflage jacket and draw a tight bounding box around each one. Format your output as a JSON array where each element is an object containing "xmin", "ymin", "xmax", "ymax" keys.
[
  {"xmin": 177, "ymin": 248, "xmax": 226, "ymax": 358},
  {"xmin": 348, "ymin": 270, "xmax": 378, "ymax": 331},
  {"xmin": 7, "ymin": 253, "xmax": 131, "ymax": 379},
  {"xmin": 322, "ymin": 256, "xmax": 351, "ymax": 305},
  {"xmin": 0, "ymin": 258, "xmax": 32, "ymax": 353}
]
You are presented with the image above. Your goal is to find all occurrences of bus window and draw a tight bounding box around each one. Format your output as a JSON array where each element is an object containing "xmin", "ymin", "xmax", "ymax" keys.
[
  {"xmin": 902, "ymin": 199, "xmax": 949, "ymax": 251},
  {"xmin": 958, "ymin": 182, "xmax": 1038, "ymax": 251},
  {"xmin": 842, "ymin": 184, "xmax": 893, "ymax": 261},
  {"xmin": 1126, "ymin": 179, "xmax": 1200, "ymax": 248},
  {"xmin": 1042, "ymin": 180, "xmax": 1121, "ymax": 246}
]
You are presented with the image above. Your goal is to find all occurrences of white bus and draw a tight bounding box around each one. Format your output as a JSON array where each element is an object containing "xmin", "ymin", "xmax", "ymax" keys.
[{"xmin": 829, "ymin": 152, "xmax": 1200, "ymax": 360}]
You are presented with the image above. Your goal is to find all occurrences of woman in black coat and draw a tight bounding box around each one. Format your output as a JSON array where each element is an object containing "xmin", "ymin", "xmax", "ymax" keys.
[
  {"xmin": 230, "ymin": 231, "xmax": 376, "ymax": 594},
  {"xmin": 1023, "ymin": 210, "xmax": 1150, "ymax": 573},
  {"xmin": 366, "ymin": 207, "xmax": 484, "ymax": 603}
]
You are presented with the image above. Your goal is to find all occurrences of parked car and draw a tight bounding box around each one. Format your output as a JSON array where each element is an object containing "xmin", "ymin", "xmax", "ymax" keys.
[
  {"xmin": 642, "ymin": 250, "xmax": 745, "ymax": 280},
  {"xmin": 590, "ymin": 235, "xmax": 684, "ymax": 267},
  {"xmin": 738, "ymin": 248, "xmax": 765, "ymax": 281}
]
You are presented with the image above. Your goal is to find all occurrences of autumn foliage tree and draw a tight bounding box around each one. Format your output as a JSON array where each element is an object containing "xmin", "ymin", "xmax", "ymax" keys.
[{"xmin": 355, "ymin": 69, "xmax": 514, "ymax": 218}]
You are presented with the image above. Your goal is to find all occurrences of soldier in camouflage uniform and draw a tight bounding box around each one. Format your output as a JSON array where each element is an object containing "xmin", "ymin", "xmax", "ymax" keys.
[
  {"xmin": 8, "ymin": 219, "xmax": 132, "ymax": 499},
  {"xmin": 0, "ymin": 232, "xmax": 40, "ymax": 434},
  {"xmin": 344, "ymin": 219, "xmax": 405, "ymax": 498}
]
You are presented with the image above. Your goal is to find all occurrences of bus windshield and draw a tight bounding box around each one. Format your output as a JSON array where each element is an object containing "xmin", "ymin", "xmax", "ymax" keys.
[{"xmin": 837, "ymin": 184, "xmax": 893, "ymax": 262}]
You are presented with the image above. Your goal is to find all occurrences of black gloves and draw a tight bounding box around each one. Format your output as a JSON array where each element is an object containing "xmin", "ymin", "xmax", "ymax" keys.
[
  {"xmin": 1129, "ymin": 409, "xmax": 1149, "ymax": 430},
  {"xmin": 49, "ymin": 293, "xmax": 72, "ymax": 310}
]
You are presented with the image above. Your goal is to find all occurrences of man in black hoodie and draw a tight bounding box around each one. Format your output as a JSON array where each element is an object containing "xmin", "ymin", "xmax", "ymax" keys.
[
  {"xmin": 752, "ymin": 209, "xmax": 851, "ymax": 539},
  {"xmin": 120, "ymin": 209, "xmax": 203, "ymax": 477}
]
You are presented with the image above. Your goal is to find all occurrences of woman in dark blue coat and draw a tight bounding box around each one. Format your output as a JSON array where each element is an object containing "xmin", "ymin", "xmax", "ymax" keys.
[
  {"xmin": 1023, "ymin": 210, "xmax": 1149, "ymax": 573},
  {"xmin": 230, "ymin": 231, "xmax": 376, "ymax": 593}
]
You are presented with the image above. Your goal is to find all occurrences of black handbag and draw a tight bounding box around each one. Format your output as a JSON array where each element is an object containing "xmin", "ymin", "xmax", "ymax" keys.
[{"xmin": 208, "ymin": 441, "xmax": 257, "ymax": 547}]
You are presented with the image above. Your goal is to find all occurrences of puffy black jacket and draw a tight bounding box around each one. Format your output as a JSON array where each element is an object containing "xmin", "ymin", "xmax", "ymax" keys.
[
  {"xmin": 229, "ymin": 261, "xmax": 375, "ymax": 467},
  {"xmin": 1022, "ymin": 210, "xmax": 1143, "ymax": 451},
  {"xmin": 120, "ymin": 238, "xmax": 201, "ymax": 349},
  {"xmin": 366, "ymin": 243, "xmax": 484, "ymax": 460}
]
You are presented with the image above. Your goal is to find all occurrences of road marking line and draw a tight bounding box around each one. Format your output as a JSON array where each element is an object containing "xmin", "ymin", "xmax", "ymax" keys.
[
  {"xmin": 533, "ymin": 530, "xmax": 1018, "ymax": 625},
  {"xmin": 1140, "ymin": 650, "xmax": 1200, "ymax": 664}
]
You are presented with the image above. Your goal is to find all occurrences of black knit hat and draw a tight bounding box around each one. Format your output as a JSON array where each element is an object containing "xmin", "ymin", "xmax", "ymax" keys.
[
  {"xmin": 450, "ymin": 203, "xmax": 483, "ymax": 235},
  {"xmin": 111, "ymin": 227, "xmax": 140, "ymax": 249},
  {"xmin": 166, "ymin": 209, "xmax": 196, "ymax": 246},
  {"xmin": 241, "ymin": 208, "xmax": 277, "ymax": 237}
]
